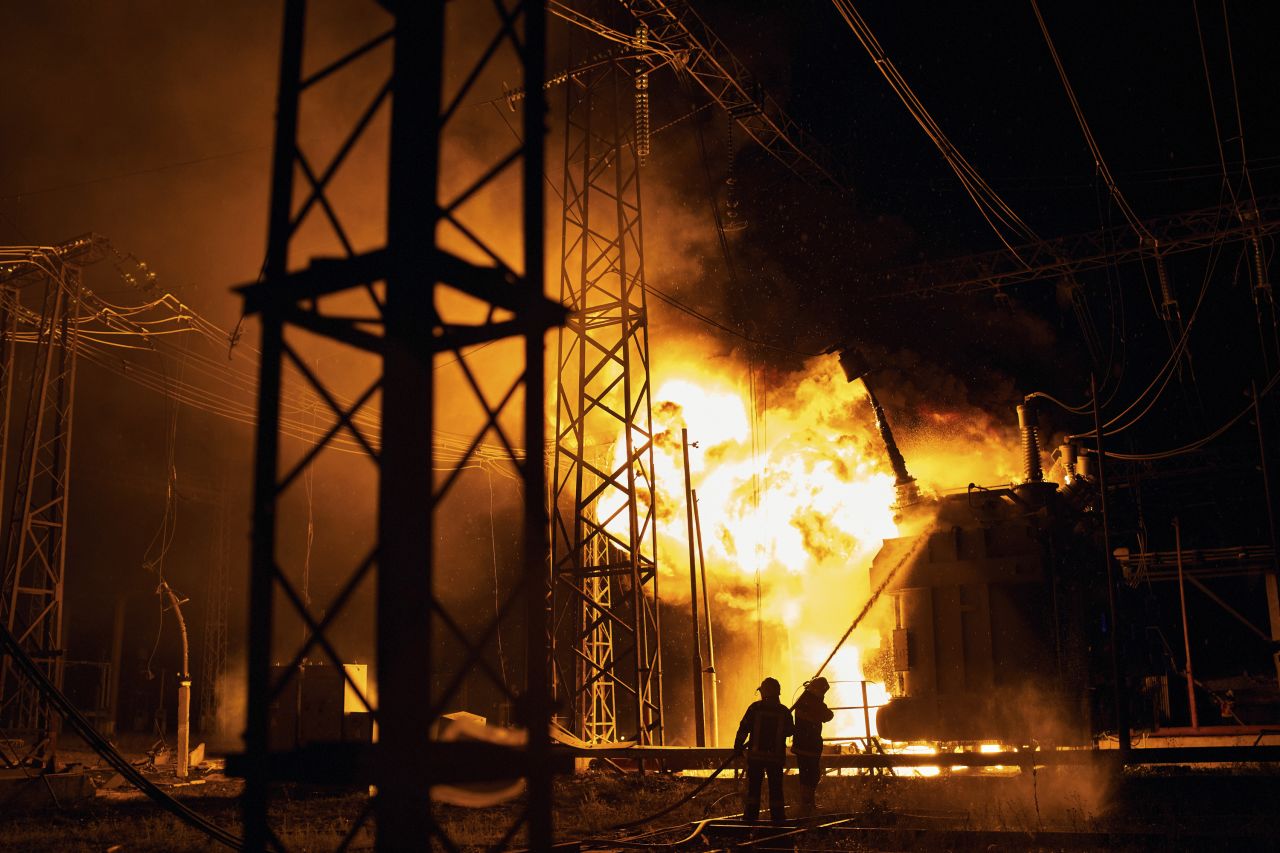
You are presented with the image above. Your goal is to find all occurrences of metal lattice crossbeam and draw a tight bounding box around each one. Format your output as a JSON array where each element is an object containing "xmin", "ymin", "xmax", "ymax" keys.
[{"xmin": 871, "ymin": 195, "xmax": 1280, "ymax": 299}]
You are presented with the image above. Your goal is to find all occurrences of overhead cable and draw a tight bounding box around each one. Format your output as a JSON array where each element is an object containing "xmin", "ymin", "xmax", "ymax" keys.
[
  {"xmin": 1102, "ymin": 367, "xmax": 1278, "ymax": 461},
  {"xmin": 829, "ymin": 0, "xmax": 1042, "ymax": 261}
]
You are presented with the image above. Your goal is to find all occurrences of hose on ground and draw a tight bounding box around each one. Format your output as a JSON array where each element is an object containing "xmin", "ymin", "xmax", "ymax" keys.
[
  {"xmin": 584, "ymin": 527, "xmax": 932, "ymax": 841},
  {"xmin": 0, "ymin": 619, "xmax": 242, "ymax": 849}
]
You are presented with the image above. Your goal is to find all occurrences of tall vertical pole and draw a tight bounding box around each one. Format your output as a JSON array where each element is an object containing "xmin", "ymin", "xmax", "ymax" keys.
[
  {"xmin": 377, "ymin": 4, "xmax": 442, "ymax": 846},
  {"xmin": 1092, "ymin": 374, "xmax": 1129, "ymax": 756},
  {"xmin": 681, "ymin": 429, "xmax": 705, "ymax": 745},
  {"xmin": 522, "ymin": 0, "xmax": 551, "ymax": 845},
  {"xmin": 1253, "ymin": 381, "xmax": 1280, "ymax": 688},
  {"xmin": 1172, "ymin": 518, "xmax": 1198, "ymax": 729},
  {"xmin": 861, "ymin": 680, "xmax": 872, "ymax": 741},
  {"xmin": 243, "ymin": 1, "xmax": 302, "ymax": 845},
  {"xmin": 693, "ymin": 490, "xmax": 718, "ymax": 746}
]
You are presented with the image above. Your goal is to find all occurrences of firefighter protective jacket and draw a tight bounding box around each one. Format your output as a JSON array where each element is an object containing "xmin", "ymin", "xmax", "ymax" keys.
[
  {"xmin": 734, "ymin": 698, "xmax": 794, "ymax": 763},
  {"xmin": 791, "ymin": 689, "xmax": 834, "ymax": 756}
]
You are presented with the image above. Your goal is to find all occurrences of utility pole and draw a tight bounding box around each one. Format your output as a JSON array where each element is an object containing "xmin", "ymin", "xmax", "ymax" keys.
[
  {"xmin": 693, "ymin": 490, "xmax": 718, "ymax": 746},
  {"xmin": 161, "ymin": 582, "xmax": 192, "ymax": 778},
  {"xmin": 682, "ymin": 429, "xmax": 705, "ymax": 745},
  {"xmin": 1092, "ymin": 374, "xmax": 1129, "ymax": 757}
]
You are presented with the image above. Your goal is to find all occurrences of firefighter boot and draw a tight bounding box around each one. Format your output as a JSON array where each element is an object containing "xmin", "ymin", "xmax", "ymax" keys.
[{"xmin": 798, "ymin": 784, "xmax": 817, "ymax": 817}]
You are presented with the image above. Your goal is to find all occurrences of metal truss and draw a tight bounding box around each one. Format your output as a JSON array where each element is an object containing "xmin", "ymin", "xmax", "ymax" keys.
[
  {"xmin": 236, "ymin": 1, "xmax": 558, "ymax": 850},
  {"xmin": 0, "ymin": 251, "xmax": 84, "ymax": 768},
  {"xmin": 551, "ymin": 43, "xmax": 664, "ymax": 746},
  {"xmin": 618, "ymin": 0, "xmax": 847, "ymax": 191},
  {"xmin": 872, "ymin": 194, "xmax": 1280, "ymax": 299}
]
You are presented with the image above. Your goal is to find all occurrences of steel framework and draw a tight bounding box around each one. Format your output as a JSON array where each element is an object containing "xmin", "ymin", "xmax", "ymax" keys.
[
  {"xmin": 0, "ymin": 247, "xmax": 87, "ymax": 768},
  {"xmin": 235, "ymin": 1, "xmax": 558, "ymax": 850},
  {"xmin": 551, "ymin": 34, "xmax": 664, "ymax": 745},
  {"xmin": 870, "ymin": 195, "xmax": 1280, "ymax": 299},
  {"xmin": 619, "ymin": 0, "xmax": 847, "ymax": 191}
]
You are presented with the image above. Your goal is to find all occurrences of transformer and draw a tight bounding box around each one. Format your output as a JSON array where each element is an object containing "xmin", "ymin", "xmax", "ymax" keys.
[
  {"xmin": 870, "ymin": 484, "xmax": 1096, "ymax": 745},
  {"xmin": 866, "ymin": 396, "xmax": 1100, "ymax": 745}
]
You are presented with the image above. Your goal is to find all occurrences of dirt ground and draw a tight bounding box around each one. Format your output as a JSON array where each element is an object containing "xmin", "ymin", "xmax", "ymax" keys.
[{"xmin": 3, "ymin": 739, "xmax": 1279, "ymax": 851}]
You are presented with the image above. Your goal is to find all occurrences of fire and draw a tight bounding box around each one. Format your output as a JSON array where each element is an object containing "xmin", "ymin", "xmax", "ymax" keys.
[
  {"xmin": 591, "ymin": 338, "xmax": 900, "ymax": 743},
  {"xmin": 590, "ymin": 334, "xmax": 1022, "ymax": 746}
]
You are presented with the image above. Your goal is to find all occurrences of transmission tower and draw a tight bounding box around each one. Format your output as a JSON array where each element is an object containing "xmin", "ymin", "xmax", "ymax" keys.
[
  {"xmin": 235, "ymin": 2, "xmax": 557, "ymax": 850},
  {"xmin": 551, "ymin": 24, "xmax": 664, "ymax": 745},
  {"xmin": 0, "ymin": 248, "xmax": 86, "ymax": 768}
]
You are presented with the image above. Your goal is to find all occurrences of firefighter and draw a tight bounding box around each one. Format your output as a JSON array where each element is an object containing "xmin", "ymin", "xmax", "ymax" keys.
[
  {"xmin": 733, "ymin": 676, "xmax": 794, "ymax": 824},
  {"xmin": 791, "ymin": 676, "xmax": 834, "ymax": 816}
]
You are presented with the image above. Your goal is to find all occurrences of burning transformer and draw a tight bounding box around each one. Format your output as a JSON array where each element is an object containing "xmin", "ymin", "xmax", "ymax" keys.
[{"xmin": 838, "ymin": 348, "xmax": 1103, "ymax": 746}]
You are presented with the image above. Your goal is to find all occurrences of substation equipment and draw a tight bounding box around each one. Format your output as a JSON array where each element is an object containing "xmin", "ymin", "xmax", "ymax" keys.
[
  {"xmin": 851, "ymin": 366, "xmax": 1280, "ymax": 753},
  {"xmin": 3, "ymin": 5, "xmax": 1280, "ymax": 853},
  {"xmin": 0, "ymin": 238, "xmax": 97, "ymax": 769}
]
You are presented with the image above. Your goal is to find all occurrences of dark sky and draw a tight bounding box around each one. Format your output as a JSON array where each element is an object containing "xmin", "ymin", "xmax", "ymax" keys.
[{"xmin": 2, "ymin": 1, "xmax": 1277, "ymax": 729}]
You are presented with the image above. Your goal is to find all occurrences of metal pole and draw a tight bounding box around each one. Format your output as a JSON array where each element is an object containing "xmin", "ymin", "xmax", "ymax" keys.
[
  {"xmin": 681, "ymin": 429, "xmax": 705, "ymax": 746},
  {"xmin": 861, "ymin": 679, "xmax": 872, "ymax": 742},
  {"xmin": 692, "ymin": 490, "xmax": 717, "ymax": 746},
  {"xmin": 378, "ymin": 3, "xmax": 442, "ymax": 846},
  {"xmin": 1172, "ymin": 518, "xmax": 1198, "ymax": 730},
  {"xmin": 521, "ymin": 1, "xmax": 551, "ymax": 843},
  {"xmin": 244, "ymin": 1, "xmax": 302, "ymax": 845},
  {"xmin": 162, "ymin": 583, "xmax": 191, "ymax": 778},
  {"xmin": 1253, "ymin": 381, "xmax": 1280, "ymax": 688},
  {"xmin": 1091, "ymin": 374, "xmax": 1129, "ymax": 755}
]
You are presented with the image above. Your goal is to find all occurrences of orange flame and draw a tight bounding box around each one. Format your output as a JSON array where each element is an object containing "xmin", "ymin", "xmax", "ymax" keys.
[{"xmin": 593, "ymin": 335, "xmax": 1023, "ymax": 744}]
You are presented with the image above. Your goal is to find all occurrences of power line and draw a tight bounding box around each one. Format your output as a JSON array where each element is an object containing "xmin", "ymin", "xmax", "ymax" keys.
[
  {"xmin": 829, "ymin": 0, "xmax": 1042, "ymax": 261},
  {"xmin": 0, "ymin": 146, "xmax": 266, "ymax": 201}
]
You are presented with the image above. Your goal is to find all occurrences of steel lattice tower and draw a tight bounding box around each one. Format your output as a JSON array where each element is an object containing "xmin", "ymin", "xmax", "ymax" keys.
[
  {"xmin": 236, "ymin": 1, "xmax": 557, "ymax": 849},
  {"xmin": 0, "ymin": 251, "xmax": 84, "ymax": 768},
  {"xmin": 551, "ymin": 41, "xmax": 664, "ymax": 745}
]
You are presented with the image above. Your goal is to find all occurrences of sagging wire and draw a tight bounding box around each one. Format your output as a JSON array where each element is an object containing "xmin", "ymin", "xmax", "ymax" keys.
[
  {"xmin": 647, "ymin": 286, "xmax": 822, "ymax": 358},
  {"xmin": 830, "ymin": 0, "xmax": 1042, "ymax": 262},
  {"xmin": 1030, "ymin": 0, "xmax": 1151, "ymax": 243},
  {"xmin": 1197, "ymin": 0, "xmax": 1280, "ymax": 369},
  {"xmin": 142, "ymin": 332, "xmax": 188, "ymax": 685},
  {"xmin": 0, "ymin": 619, "xmax": 242, "ymax": 849},
  {"xmin": 15, "ymin": 239, "xmax": 528, "ymax": 465},
  {"xmin": 1102, "ymin": 366, "xmax": 1279, "ymax": 461},
  {"xmin": 1087, "ymin": 242, "xmax": 1225, "ymax": 439},
  {"xmin": 486, "ymin": 467, "xmax": 510, "ymax": 690},
  {"xmin": 1034, "ymin": 236, "xmax": 1225, "ymax": 432}
]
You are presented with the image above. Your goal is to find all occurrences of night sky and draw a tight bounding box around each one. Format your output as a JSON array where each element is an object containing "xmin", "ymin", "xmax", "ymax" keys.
[{"xmin": 1, "ymin": 1, "xmax": 1277, "ymax": 737}]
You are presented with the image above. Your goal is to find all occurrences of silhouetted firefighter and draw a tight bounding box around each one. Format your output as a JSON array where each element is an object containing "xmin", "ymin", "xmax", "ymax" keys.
[
  {"xmin": 733, "ymin": 676, "xmax": 794, "ymax": 824},
  {"xmin": 791, "ymin": 676, "xmax": 834, "ymax": 816}
]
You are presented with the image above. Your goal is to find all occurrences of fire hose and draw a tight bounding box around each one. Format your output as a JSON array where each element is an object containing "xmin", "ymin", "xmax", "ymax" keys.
[
  {"xmin": 0, "ymin": 619, "xmax": 242, "ymax": 850},
  {"xmin": 592, "ymin": 529, "xmax": 931, "ymax": 837}
]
